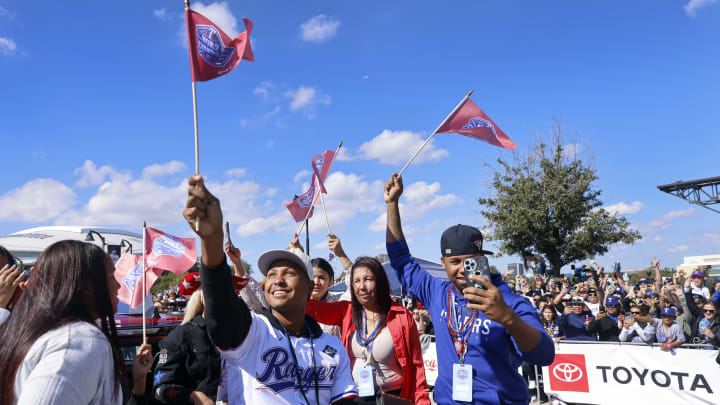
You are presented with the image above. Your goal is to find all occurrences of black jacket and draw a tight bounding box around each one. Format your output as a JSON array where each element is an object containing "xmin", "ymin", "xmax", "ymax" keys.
[
  {"xmin": 690, "ymin": 315, "xmax": 720, "ymax": 348},
  {"xmin": 587, "ymin": 315, "xmax": 622, "ymax": 342},
  {"xmin": 153, "ymin": 315, "xmax": 221, "ymax": 404}
]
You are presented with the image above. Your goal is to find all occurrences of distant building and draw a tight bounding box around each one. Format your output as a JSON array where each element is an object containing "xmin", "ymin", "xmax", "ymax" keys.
[
  {"xmin": 507, "ymin": 262, "xmax": 525, "ymax": 276},
  {"xmin": 677, "ymin": 254, "xmax": 720, "ymax": 277}
]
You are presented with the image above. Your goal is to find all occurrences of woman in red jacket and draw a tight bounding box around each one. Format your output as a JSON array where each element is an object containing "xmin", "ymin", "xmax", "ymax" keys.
[{"xmin": 307, "ymin": 256, "xmax": 430, "ymax": 405}]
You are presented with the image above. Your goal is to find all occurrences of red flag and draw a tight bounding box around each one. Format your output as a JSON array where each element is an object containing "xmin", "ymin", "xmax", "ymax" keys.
[
  {"xmin": 185, "ymin": 7, "xmax": 254, "ymax": 82},
  {"xmin": 311, "ymin": 150, "xmax": 336, "ymax": 193},
  {"xmin": 144, "ymin": 227, "xmax": 198, "ymax": 275},
  {"xmin": 114, "ymin": 252, "xmax": 163, "ymax": 309},
  {"xmin": 284, "ymin": 176, "xmax": 322, "ymax": 222},
  {"xmin": 436, "ymin": 98, "xmax": 517, "ymax": 150}
]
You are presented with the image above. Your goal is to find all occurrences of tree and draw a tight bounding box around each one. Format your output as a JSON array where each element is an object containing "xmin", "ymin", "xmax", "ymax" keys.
[
  {"xmin": 478, "ymin": 124, "xmax": 641, "ymax": 277},
  {"xmin": 375, "ymin": 253, "xmax": 390, "ymax": 263},
  {"xmin": 150, "ymin": 259, "xmax": 252, "ymax": 294}
]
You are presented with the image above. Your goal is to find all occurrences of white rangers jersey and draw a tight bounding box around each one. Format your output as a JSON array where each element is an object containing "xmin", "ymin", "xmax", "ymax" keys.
[{"xmin": 221, "ymin": 311, "xmax": 357, "ymax": 404}]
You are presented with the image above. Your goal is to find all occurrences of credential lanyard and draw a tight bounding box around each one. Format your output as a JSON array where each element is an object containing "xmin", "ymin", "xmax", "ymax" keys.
[
  {"xmin": 447, "ymin": 285, "xmax": 478, "ymax": 364},
  {"xmin": 278, "ymin": 321, "xmax": 320, "ymax": 405},
  {"xmin": 355, "ymin": 310, "xmax": 383, "ymax": 362}
]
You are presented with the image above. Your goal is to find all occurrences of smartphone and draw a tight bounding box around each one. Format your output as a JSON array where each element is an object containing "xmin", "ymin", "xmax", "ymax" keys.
[
  {"xmin": 225, "ymin": 221, "xmax": 233, "ymax": 248},
  {"xmin": 599, "ymin": 305, "xmax": 606, "ymax": 313},
  {"xmin": 464, "ymin": 256, "xmax": 490, "ymax": 290},
  {"xmin": 614, "ymin": 262, "xmax": 621, "ymax": 273}
]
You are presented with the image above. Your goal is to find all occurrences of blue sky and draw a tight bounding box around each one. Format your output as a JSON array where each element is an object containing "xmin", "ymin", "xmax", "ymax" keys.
[{"xmin": 1, "ymin": 0, "xmax": 719, "ymax": 278}]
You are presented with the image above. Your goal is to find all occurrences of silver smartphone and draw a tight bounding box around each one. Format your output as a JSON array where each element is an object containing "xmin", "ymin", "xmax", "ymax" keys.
[{"xmin": 464, "ymin": 255, "xmax": 490, "ymax": 290}]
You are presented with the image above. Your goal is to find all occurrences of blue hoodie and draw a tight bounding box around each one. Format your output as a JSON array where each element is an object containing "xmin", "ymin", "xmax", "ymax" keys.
[
  {"xmin": 388, "ymin": 239, "xmax": 555, "ymax": 405},
  {"xmin": 558, "ymin": 312, "xmax": 595, "ymax": 341}
]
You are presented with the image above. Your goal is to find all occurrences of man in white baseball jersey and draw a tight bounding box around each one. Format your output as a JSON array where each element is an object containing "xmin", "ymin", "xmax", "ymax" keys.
[{"xmin": 183, "ymin": 175, "xmax": 358, "ymax": 405}]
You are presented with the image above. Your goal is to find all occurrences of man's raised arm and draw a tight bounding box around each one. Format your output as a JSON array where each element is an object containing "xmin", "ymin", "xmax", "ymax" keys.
[
  {"xmin": 183, "ymin": 175, "xmax": 251, "ymax": 349},
  {"xmin": 385, "ymin": 174, "xmax": 405, "ymax": 243}
]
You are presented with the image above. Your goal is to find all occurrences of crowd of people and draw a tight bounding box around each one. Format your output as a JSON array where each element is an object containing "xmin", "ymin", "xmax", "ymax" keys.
[
  {"xmin": 504, "ymin": 260, "xmax": 720, "ymax": 349},
  {"xmin": 0, "ymin": 173, "xmax": 716, "ymax": 405}
]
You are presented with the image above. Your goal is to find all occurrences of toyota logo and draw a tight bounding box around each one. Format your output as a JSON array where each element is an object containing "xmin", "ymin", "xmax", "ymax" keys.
[{"xmin": 553, "ymin": 363, "xmax": 583, "ymax": 382}]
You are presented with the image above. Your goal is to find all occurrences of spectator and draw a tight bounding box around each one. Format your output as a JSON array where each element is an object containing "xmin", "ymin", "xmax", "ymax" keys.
[
  {"xmin": 153, "ymin": 288, "xmax": 221, "ymax": 404},
  {"xmin": 691, "ymin": 301, "xmax": 720, "ymax": 348},
  {"xmin": 0, "ymin": 247, "xmax": 23, "ymax": 323},
  {"xmin": 540, "ymin": 305, "xmax": 562, "ymax": 343},
  {"xmin": 619, "ymin": 304, "xmax": 655, "ymax": 343},
  {"xmin": 182, "ymin": 175, "xmax": 357, "ymax": 404},
  {"xmin": 307, "ymin": 256, "xmax": 431, "ymax": 405},
  {"xmin": 690, "ymin": 270, "xmax": 710, "ymax": 299},
  {"xmin": 558, "ymin": 297, "xmax": 595, "ymax": 341},
  {"xmin": 585, "ymin": 288, "xmax": 601, "ymax": 316},
  {"xmin": 225, "ymin": 241, "xmax": 266, "ymax": 312},
  {"xmin": 0, "ymin": 240, "xmax": 124, "ymax": 404},
  {"xmin": 654, "ymin": 307, "xmax": 685, "ymax": 351},
  {"xmin": 587, "ymin": 296, "xmax": 623, "ymax": 341}
]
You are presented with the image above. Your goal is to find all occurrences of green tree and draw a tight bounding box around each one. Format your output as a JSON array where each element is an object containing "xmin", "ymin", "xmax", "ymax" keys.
[
  {"xmin": 375, "ymin": 253, "xmax": 390, "ymax": 263},
  {"xmin": 478, "ymin": 125, "xmax": 641, "ymax": 277}
]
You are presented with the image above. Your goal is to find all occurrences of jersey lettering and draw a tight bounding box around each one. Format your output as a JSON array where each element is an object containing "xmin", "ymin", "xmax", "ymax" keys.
[{"xmin": 255, "ymin": 347, "xmax": 335, "ymax": 393}]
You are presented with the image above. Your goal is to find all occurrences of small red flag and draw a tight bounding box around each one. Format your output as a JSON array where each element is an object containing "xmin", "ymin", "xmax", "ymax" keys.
[
  {"xmin": 114, "ymin": 252, "xmax": 163, "ymax": 310},
  {"xmin": 144, "ymin": 227, "xmax": 198, "ymax": 276},
  {"xmin": 311, "ymin": 149, "xmax": 336, "ymax": 193},
  {"xmin": 284, "ymin": 176, "xmax": 322, "ymax": 222},
  {"xmin": 185, "ymin": 7, "xmax": 254, "ymax": 82},
  {"xmin": 436, "ymin": 98, "xmax": 517, "ymax": 150}
]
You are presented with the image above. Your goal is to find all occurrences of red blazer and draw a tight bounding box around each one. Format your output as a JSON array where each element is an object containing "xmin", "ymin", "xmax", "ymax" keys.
[{"xmin": 307, "ymin": 300, "xmax": 431, "ymax": 405}]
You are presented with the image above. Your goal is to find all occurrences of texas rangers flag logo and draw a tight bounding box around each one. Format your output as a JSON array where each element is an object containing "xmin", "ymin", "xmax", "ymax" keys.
[
  {"xmin": 152, "ymin": 235, "xmax": 185, "ymax": 258},
  {"xmin": 463, "ymin": 116, "xmax": 497, "ymax": 137},
  {"xmin": 121, "ymin": 262, "xmax": 144, "ymax": 292},
  {"xmin": 196, "ymin": 24, "xmax": 236, "ymax": 67},
  {"xmin": 297, "ymin": 184, "xmax": 316, "ymax": 208}
]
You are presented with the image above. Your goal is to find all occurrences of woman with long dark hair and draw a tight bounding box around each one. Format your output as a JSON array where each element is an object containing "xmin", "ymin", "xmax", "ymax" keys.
[
  {"xmin": 306, "ymin": 256, "xmax": 430, "ymax": 404},
  {"xmin": 0, "ymin": 240, "xmax": 127, "ymax": 404}
]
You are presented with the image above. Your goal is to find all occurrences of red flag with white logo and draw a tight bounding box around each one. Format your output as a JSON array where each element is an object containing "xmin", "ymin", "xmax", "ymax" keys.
[
  {"xmin": 436, "ymin": 98, "xmax": 517, "ymax": 150},
  {"xmin": 284, "ymin": 175, "xmax": 322, "ymax": 222},
  {"xmin": 311, "ymin": 149, "xmax": 336, "ymax": 193},
  {"xmin": 185, "ymin": 7, "xmax": 254, "ymax": 82},
  {"xmin": 144, "ymin": 227, "xmax": 198, "ymax": 276}
]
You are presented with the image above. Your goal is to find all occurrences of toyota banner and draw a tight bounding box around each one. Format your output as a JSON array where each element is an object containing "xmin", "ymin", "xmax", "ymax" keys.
[{"xmin": 542, "ymin": 341, "xmax": 720, "ymax": 404}]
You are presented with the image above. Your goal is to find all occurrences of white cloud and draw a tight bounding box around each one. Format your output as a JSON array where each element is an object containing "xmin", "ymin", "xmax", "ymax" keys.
[
  {"xmin": 603, "ymin": 201, "xmax": 645, "ymax": 216},
  {"xmin": 285, "ymin": 86, "xmax": 331, "ymax": 114},
  {"xmin": 362, "ymin": 75, "xmax": 369, "ymax": 79},
  {"xmin": 238, "ymin": 171, "xmax": 384, "ymax": 236},
  {"xmin": 191, "ymin": 2, "xmax": 239, "ymax": 36},
  {"xmin": 335, "ymin": 148, "xmax": 354, "ymax": 161},
  {"xmin": 294, "ymin": 170, "xmax": 312, "ymax": 183},
  {"xmin": 368, "ymin": 181, "xmax": 461, "ymax": 232},
  {"xmin": 638, "ymin": 207, "xmax": 696, "ymax": 233},
  {"xmin": 357, "ymin": 130, "xmax": 449, "ymax": 165},
  {"xmin": 703, "ymin": 233, "xmax": 720, "ymax": 244},
  {"xmin": 667, "ymin": 245, "xmax": 689, "ymax": 253},
  {"xmin": 0, "ymin": 38, "xmax": 17, "ymax": 55},
  {"xmin": 253, "ymin": 81, "xmax": 274, "ymax": 99},
  {"xmin": 0, "ymin": 179, "xmax": 76, "ymax": 222},
  {"xmin": 653, "ymin": 236, "xmax": 664, "ymax": 242},
  {"xmin": 142, "ymin": 161, "xmax": 186, "ymax": 179},
  {"xmin": 74, "ymin": 160, "xmax": 130, "ymax": 188},
  {"xmin": 685, "ymin": 0, "xmax": 718, "ymax": 16},
  {"xmin": 153, "ymin": 8, "xmax": 169, "ymax": 20},
  {"xmin": 225, "ymin": 168, "xmax": 247, "ymax": 178},
  {"xmin": 299, "ymin": 15, "xmax": 340, "ymax": 42}
]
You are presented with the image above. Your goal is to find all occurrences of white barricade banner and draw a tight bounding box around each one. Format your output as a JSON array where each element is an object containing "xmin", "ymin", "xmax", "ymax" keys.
[
  {"xmin": 542, "ymin": 342, "xmax": 719, "ymax": 404},
  {"xmin": 422, "ymin": 341, "xmax": 438, "ymax": 387}
]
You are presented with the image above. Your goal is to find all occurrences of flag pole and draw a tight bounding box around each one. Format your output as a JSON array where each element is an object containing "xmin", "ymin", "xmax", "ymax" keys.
[
  {"xmin": 186, "ymin": 0, "xmax": 201, "ymax": 232},
  {"xmin": 398, "ymin": 90, "xmax": 473, "ymax": 176},
  {"xmin": 319, "ymin": 192, "xmax": 331, "ymax": 234},
  {"xmin": 142, "ymin": 221, "xmax": 147, "ymax": 344}
]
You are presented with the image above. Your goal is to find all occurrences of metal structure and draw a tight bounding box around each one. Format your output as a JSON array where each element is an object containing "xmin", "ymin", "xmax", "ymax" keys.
[{"xmin": 657, "ymin": 176, "xmax": 720, "ymax": 214}]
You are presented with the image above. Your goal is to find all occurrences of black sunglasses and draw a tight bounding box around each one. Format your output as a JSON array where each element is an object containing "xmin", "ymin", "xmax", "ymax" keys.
[
  {"xmin": 630, "ymin": 311, "xmax": 641, "ymax": 315},
  {"xmin": 588, "ymin": 293, "xmax": 597, "ymax": 297},
  {"xmin": 704, "ymin": 310, "xmax": 716, "ymax": 314}
]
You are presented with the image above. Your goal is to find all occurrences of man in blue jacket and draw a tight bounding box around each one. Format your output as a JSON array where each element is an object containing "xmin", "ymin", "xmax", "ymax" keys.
[{"xmin": 384, "ymin": 174, "xmax": 554, "ymax": 405}]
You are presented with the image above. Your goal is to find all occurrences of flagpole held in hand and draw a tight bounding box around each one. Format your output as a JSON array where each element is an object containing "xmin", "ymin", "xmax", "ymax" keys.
[
  {"xmin": 320, "ymin": 192, "xmax": 331, "ymax": 234},
  {"xmin": 398, "ymin": 90, "xmax": 473, "ymax": 176},
  {"xmin": 142, "ymin": 221, "xmax": 147, "ymax": 344}
]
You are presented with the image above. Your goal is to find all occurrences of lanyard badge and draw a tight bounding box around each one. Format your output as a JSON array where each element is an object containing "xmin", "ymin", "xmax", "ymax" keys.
[{"xmin": 446, "ymin": 286, "xmax": 478, "ymax": 364}]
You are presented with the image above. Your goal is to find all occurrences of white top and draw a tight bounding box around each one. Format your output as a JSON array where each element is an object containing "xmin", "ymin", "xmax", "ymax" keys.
[
  {"xmin": 350, "ymin": 327, "xmax": 403, "ymax": 393},
  {"xmin": 239, "ymin": 276, "xmax": 267, "ymax": 312},
  {"xmin": 691, "ymin": 286, "xmax": 710, "ymax": 300},
  {"xmin": 0, "ymin": 307, "xmax": 9, "ymax": 326},
  {"xmin": 221, "ymin": 312, "xmax": 357, "ymax": 405},
  {"xmin": 13, "ymin": 321, "xmax": 121, "ymax": 405}
]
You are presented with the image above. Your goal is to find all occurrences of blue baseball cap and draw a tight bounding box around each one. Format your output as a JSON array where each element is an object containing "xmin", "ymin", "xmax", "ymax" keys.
[
  {"xmin": 645, "ymin": 291, "xmax": 657, "ymax": 298},
  {"xmin": 638, "ymin": 278, "xmax": 648, "ymax": 285},
  {"xmin": 691, "ymin": 270, "xmax": 705, "ymax": 278},
  {"xmin": 605, "ymin": 295, "xmax": 620, "ymax": 307},
  {"xmin": 661, "ymin": 307, "xmax": 677, "ymax": 317},
  {"xmin": 613, "ymin": 287, "xmax": 625, "ymax": 295},
  {"xmin": 669, "ymin": 304, "xmax": 683, "ymax": 314},
  {"xmin": 440, "ymin": 224, "xmax": 493, "ymax": 256}
]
